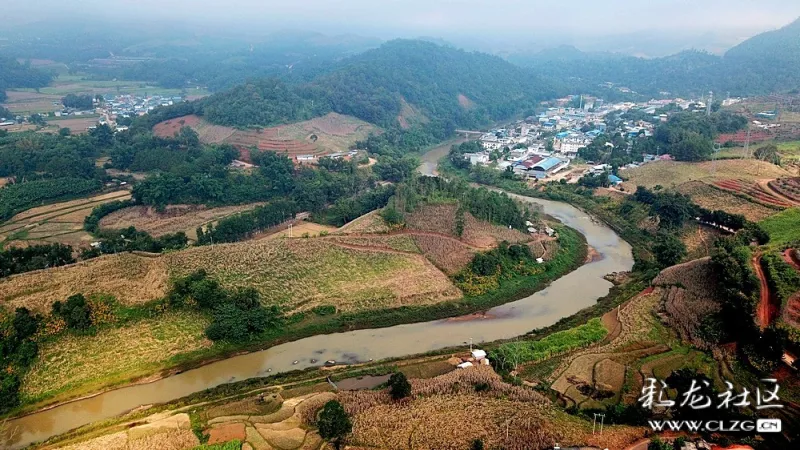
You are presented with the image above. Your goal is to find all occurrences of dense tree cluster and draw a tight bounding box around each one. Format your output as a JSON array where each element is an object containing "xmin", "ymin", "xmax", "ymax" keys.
[
  {"xmin": 82, "ymin": 226, "xmax": 188, "ymax": 258},
  {"xmin": 0, "ymin": 243, "xmax": 75, "ymax": 278},
  {"xmin": 51, "ymin": 294, "xmax": 93, "ymax": 330},
  {"xmin": 390, "ymin": 177, "xmax": 531, "ymax": 231},
  {"xmin": 83, "ymin": 199, "xmax": 136, "ymax": 233},
  {"xmin": 196, "ymin": 200, "xmax": 299, "ymax": 244},
  {"xmin": 0, "ymin": 56, "xmax": 53, "ymax": 103},
  {"xmin": 0, "ymin": 178, "xmax": 102, "ymax": 221},
  {"xmin": 61, "ymin": 93, "xmax": 94, "ymax": 110},
  {"xmin": 0, "ymin": 307, "xmax": 41, "ymax": 412},
  {"xmin": 167, "ymin": 270, "xmax": 283, "ymax": 342}
]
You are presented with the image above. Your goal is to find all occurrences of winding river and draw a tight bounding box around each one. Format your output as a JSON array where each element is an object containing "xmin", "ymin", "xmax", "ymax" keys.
[{"xmin": 3, "ymin": 148, "xmax": 633, "ymax": 449}]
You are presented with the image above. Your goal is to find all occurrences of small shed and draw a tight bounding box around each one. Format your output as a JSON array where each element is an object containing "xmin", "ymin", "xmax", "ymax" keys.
[
  {"xmin": 457, "ymin": 362, "xmax": 474, "ymax": 369},
  {"xmin": 471, "ymin": 349, "xmax": 487, "ymax": 360}
]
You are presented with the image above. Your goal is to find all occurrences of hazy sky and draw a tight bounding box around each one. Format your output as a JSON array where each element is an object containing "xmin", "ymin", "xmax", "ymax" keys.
[{"xmin": 6, "ymin": 0, "xmax": 800, "ymax": 36}]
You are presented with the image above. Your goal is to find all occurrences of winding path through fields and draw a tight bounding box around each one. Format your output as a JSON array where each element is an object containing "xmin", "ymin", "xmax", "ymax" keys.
[{"xmin": 753, "ymin": 253, "xmax": 775, "ymax": 330}]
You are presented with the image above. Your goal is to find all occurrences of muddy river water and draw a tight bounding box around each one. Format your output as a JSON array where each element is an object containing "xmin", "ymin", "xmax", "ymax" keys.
[{"xmin": 3, "ymin": 149, "xmax": 633, "ymax": 449}]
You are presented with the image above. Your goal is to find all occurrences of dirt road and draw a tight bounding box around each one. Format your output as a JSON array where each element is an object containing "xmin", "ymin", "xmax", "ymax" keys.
[{"xmin": 752, "ymin": 253, "xmax": 775, "ymax": 330}]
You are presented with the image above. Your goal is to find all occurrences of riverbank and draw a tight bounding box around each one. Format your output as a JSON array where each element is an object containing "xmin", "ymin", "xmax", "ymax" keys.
[
  {"xmin": 4, "ymin": 226, "xmax": 587, "ymax": 439},
  {"xmin": 4, "ymin": 190, "xmax": 632, "ymax": 449}
]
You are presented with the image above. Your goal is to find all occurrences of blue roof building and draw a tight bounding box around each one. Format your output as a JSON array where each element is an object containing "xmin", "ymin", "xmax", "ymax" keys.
[{"xmin": 608, "ymin": 174, "xmax": 623, "ymax": 185}]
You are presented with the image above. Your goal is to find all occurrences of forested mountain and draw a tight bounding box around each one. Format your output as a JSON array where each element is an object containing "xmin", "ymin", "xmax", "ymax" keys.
[
  {"xmin": 0, "ymin": 56, "xmax": 53, "ymax": 103},
  {"xmin": 194, "ymin": 40, "xmax": 560, "ymax": 131},
  {"xmin": 512, "ymin": 17, "xmax": 800, "ymax": 97}
]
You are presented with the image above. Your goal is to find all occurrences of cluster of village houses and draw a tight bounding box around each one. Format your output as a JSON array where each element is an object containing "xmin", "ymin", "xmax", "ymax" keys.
[
  {"xmin": 461, "ymin": 95, "xmax": 711, "ymax": 181},
  {"xmin": 99, "ymin": 94, "xmax": 182, "ymax": 129},
  {"xmin": 1, "ymin": 94, "xmax": 182, "ymax": 131}
]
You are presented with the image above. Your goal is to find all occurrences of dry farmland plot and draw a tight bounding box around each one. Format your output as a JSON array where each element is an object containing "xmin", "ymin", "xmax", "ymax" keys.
[
  {"xmin": 99, "ymin": 203, "xmax": 263, "ymax": 238},
  {"xmin": 1, "ymin": 238, "xmax": 460, "ymax": 315},
  {"xmin": 326, "ymin": 234, "xmax": 421, "ymax": 253},
  {"xmin": 166, "ymin": 239, "xmax": 460, "ymax": 314},
  {"xmin": 2, "ymin": 90, "xmax": 63, "ymax": 114},
  {"xmin": 154, "ymin": 112, "xmax": 378, "ymax": 157},
  {"xmin": 405, "ymin": 203, "xmax": 459, "ymax": 235},
  {"xmin": 462, "ymin": 213, "xmax": 530, "ymax": 248},
  {"xmin": 0, "ymin": 252, "xmax": 169, "ymax": 313},
  {"xmin": 44, "ymin": 116, "xmax": 101, "ymax": 134},
  {"xmin": 676, "ymin": 181, "xmax": 778, "ymax": 222},
  {"xmin": 411, "ymin": 233, "xmax": 475, "ymax": 275},
  {"xmin": 337, "ymin": 210, "xmax": 390, "ymax": 234},
  {"xmin": 22, "ymin": 311, "xmax": 211, "ymax": 402},
  {"xmin": 624, "ymin": 160, "xmax": 794, "ymax": 188},
  {"xmin": 263, "ymin": 221, "xmax": 338, "ymax": 239},
  {"xmin": 0, "ymin": 190, "xmax": 131, "ymax": 249}
]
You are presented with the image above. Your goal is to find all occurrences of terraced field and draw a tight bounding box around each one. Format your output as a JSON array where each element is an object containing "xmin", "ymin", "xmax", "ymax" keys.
[
  {"xmin": 623, "ymin": 159, "xmax": 793, "ymax": 188},
  {"xmin": 712, "ymin": 178, "xmax": 792, "ymax": 208},
  {"xmin": 153, "ymin": 113, "xmax": 378, "ymax": 160},
  {"xmin": 0, "ymin": 190, "xmax": 131, "ymax": 249},
  {"xmin": 676, "ymin": 181, "xmax": 778, "ymax": 222}
]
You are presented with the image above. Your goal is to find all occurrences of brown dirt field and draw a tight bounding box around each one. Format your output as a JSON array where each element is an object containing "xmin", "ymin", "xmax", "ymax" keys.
[
  {"xmin": 462, "ymin": 213, "xmax": 530, "ymax": 248},
  {"xmin": 457, "ymin": 93, "xmax": 475, "ymax": 109},
  {"xmin": 676, "ymin": 181, "xmax": 778, "ymax": 222},
  {"xmin": 208, "ymin": 423, "xmax": 246, "ymax": 444},
  {"xmin": 153, "ymin": 112, "xmax": 378, "ymax": 158},
  {"xmin": 45, "ymin": 117, "xmax": 100, "ymax": 134},
  {"xmin": 2, "ymin": 90, "xmax": 62, "ymax": 113},
  {"xmin": 594, "ymin": 358, "xmax": 626, "ymax": 393},
  {"xmin": 99, "ymin": 203, "xmax": 263, "ymax": 238}
]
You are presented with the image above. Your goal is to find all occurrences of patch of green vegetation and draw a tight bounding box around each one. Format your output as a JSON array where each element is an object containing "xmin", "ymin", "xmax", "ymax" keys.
[
  {"xmin": 192, "ymin": 440, "xmax": 241, "ymax": 450},
  {"xmin": 759, "ymin": 207, "xmax": 800, "ymax": 249},
  {"xmin": 492, "ymin": 318, "xmax": 607, "ymax": 370}
]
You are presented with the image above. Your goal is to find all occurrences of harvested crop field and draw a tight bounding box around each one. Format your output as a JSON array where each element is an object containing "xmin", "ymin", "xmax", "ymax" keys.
[
  {"xmin": 623, "ymin": 159, "xmax": 793, "ymax": 188},
  {"xmin": 653, "ymin": 258, "xmax": 721, "ymax": 349},
  {"xmin": 676, "ymin": 181, "xmax": 778, "ymax": 222},
  {"xmin": 99, "ymin": 203, "xmax": 263, "ymax": 238},
  {"xmin": 405, "ymin": 203, "xmax": 459, "ymax": 235},
  {"xmin": 2, "ymin": 90, "xmax": 63, "ymax": 114},
  {"xmin": 153, "ymin": 112, "xmax": 378, "ymax": 158},
  {"xmin": 411, "ymin": 233, "xmax": 474, "ymax": 275},
  {"xmin": 262, "ymin": 221, "xmax": 337, "ymax": 239},
  {"xmin": 337, "ymin": 210, "xmax": 390, "ymax": 235},
  {"xmin": 680, "ymin": 224, "xmax": 724, "ymax": 259},
  {"xmin": 325, "ymin": 234, "xmax": 421, "ymax": 253},
  {"xmin": 0, "ymin": 252, "xmax": 168, "ymax": 313},
  {"xmin": 2, "ymin": 238, "xmax": 460, "ymax": 315},
  {"xmin": 167, "ymin": 239, "xmax": 460, "ymax": 313},
  {"xmin": 462, "ymin": 213, "xmax": 530, "ymax": 248},
  {"xmin": 44, "ymin": 117, "xmax": 101, "ymax": 134},
  {"xmin": 23, "ymin": 311, "xmax": 211, "ymax": 401},
  {"xmin": 0, "ymin": 190, "xmax": 132, "ymax": 249}
]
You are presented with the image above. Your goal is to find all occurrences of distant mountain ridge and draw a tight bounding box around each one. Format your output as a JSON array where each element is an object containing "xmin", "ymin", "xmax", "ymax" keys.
[
  {"xmin": 194, "ymin": 39, "xmax": 559, "ymax": 130},
  {"xmin": 511, "ymin": 17, "xmax": 800, "ymax": 97}
]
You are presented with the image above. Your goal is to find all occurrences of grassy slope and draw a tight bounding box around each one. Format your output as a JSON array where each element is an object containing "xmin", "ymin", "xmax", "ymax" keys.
[{"xmin": 759, "ymin": 207, "xmax": 800, "ymax": 249}]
